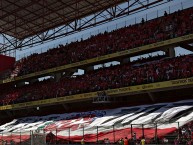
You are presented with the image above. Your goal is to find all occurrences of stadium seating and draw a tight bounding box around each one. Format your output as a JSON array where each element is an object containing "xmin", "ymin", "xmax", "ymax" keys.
[
  {"xmin": 0, "ymin": 6, "xmax": 193, "ymax": 145},
  {"xmin": 11, "ymin": 7, "xmax": 193, "ymax": 77},
  {"xmin": 1, "ymin": 2, "xmax": 193, "ymax": 145},
  {"xmin": 0, "ymin": 54, "xmax": 193, "ymax": 105},
  {"xmin": 0, "ymin": 100, "xmax": 192, "ymax": 144}
]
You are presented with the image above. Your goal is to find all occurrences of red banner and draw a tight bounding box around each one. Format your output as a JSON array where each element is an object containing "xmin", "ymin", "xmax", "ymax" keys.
[{"xmin": 0, "ymin": 54, "xmax": 15, "ymax": 72}]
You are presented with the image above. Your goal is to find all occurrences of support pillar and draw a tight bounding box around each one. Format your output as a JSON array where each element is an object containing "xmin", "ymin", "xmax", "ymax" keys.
[
  {"xmin": 54, "ymin": 72, "xmax": 62, "ymax": 82},
  {"xmin": 164, "ymin": 47, "xmax": 175, "ymax": 58},
  {"xmin": 16, "ymin": 81, "xmax": 26, "ymax": 87},
  {"xmin": 29, "ymin": 78, "xmax": 38, "ymax": 84},
  {"xmin": 84, "ymin": 66, "xmax": 94, "ymax": 73},
  {"xmin": 120, "ymin": 58, "xmax": 130, "ymax": 64}
]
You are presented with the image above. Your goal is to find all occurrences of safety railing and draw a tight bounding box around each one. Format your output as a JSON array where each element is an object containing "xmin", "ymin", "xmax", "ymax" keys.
[{"xmin": 0, "ymin": 121, "xmax": 191, "ymax": 145}]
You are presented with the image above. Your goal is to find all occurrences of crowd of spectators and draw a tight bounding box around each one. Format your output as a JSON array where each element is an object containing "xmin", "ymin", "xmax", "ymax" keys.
[
  {"xmin": 175, "ymin": 122, "xmax": 193, "ymax": 145},
  {"xmin": 0, "ymin": 54, "xmax": 193, "ymax": 105},
  {"xmin": 123, "ymin": 122, "xmax": 193, "ymax": 145},
  {"xmin": 12, "ymin": 7, "xmax": 193, "ymax": 76}
]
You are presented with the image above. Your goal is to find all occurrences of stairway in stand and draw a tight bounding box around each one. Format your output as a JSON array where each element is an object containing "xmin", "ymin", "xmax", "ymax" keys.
[{"xmin": 10, "ymin": 65, "xmax": 20, "ymax": 79}]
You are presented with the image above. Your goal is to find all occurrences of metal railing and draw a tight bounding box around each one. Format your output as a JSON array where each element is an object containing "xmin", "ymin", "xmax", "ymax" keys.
[{"xmin": 0, "ymin": 122, "xmax": 189, "ymax": 145}]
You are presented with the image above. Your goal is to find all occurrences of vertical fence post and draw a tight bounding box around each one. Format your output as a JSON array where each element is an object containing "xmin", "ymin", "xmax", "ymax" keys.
[
  {"xmin": 20, "ymin": 131, "xmax": 21, "ymax": 145},
  {"xmin": 69, "ymin": 127, "xmax": 70, "ymax": 144},
  {"xmin": 131, "ymin": 124, "xmax": 133, "ymax": 139},
  {"xmin": 142, "ymin": 124, "xmax": 144, "ymax": 138},
  {"xmin": 178, "ymin": 122, "xmax": 180, "ymax": 135},
  {"xmin": 31, "ymin": 130, "xmax": 33, "ymax": 145},
  {"xmin": 2, "ymin": 132, "xmax": 3, "ymax": 144},
  {"xmin": 43, "ymin": 129, "xmax": 45, "ymax": 144},
  {"xmin": 96, "ymin": 126, "xmax": 98, "ymax": 143},
  {"xmin": 11, "ymin": 131, "xmax": 12, "ymax": 143},
  {"xmin": 83, "ymin": 126, "xmax": 84, "ymax": 139},
  {"xmin": 155, "ymin": 123, "xmax": 157, "ymax": 141},
  {"xmin": 113, "ymin": 125, "xmax": 115, "ymax": 143},
  {"xmin": 29, "ymin": 130, "xmax": 31, "ymax": 145},
  {"xmin": 55, "ymin": 129, "xmax": 57, "ymax": 144}
]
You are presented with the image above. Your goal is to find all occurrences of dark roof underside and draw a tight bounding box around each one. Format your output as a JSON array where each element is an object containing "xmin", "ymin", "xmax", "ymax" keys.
[{"xmin": 0, "ymin": 0, "xmax": 125, "ymax": 40}]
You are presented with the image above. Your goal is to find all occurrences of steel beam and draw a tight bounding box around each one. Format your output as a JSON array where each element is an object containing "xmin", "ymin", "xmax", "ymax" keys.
[{"xmin": 0, "ymin": 0, "xmax": 171, "ymax": 54}]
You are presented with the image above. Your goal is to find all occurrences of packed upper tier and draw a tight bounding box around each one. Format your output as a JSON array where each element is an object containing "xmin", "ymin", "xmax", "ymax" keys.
[{"xmin": 12, "ymin": 7, "xmax": 193, "ymax": 77}]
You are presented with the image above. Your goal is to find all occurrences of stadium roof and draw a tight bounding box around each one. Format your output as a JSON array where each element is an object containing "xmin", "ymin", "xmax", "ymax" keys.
[
  {"xmin": 0, "ymin": 0, "xmax": 126, "ymax": 40},
  {"xmin": 0, "ymin": 0, "xmax": 170, "ymax": 53}
]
